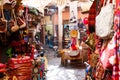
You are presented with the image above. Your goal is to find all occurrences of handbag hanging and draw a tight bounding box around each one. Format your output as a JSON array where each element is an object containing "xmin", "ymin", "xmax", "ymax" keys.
[
  {"xmin": 96, "ymin": 0, "xmax": 114, "ymax": 39},
  {"xmin": 0, "ymin": 0, "xmax": 7, "ymax": 33},
  {"xmin": 10, "ymin": 9, "xmax": 19, "ymax": 32},
  {"xmin": 17, "ymin": 16, "xmax": 26, "ymax": 29}
]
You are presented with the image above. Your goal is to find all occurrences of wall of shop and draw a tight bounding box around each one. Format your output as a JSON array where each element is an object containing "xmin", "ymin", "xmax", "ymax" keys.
[
  {"xmin": 53, "ymin": 9, "xmax": 88, "ymax": 21},
  {"xmin": 52, "ymin": 8, "xmax": 88, "ymax": 40},
  {"xmin": 44, "ymin": 16, "xmax": 54, "ymax": 35}
]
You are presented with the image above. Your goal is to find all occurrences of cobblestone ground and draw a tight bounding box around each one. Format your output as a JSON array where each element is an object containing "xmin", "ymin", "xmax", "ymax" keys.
[{"xmin": 44, "ymin": 47, "xmax": 86, "ymax": 80}]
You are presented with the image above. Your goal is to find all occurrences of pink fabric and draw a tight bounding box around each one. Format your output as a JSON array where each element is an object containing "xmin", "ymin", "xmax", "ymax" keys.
[{"xmin": 100, "ymin": 34, "xmax": 115, "ymax": 70}]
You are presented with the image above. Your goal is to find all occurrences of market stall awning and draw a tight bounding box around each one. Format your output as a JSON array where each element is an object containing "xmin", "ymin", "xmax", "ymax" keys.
[
  {"xmin": 78, "ymin": 1, "xmax": 93, "ymax": 12},
  {"xmin": 21, "ymin": 0, "xmax": 68, "ymax": 14},
  {"xmin": 21, "ymin": 0, "xmax": 93, "ymax": 15}
]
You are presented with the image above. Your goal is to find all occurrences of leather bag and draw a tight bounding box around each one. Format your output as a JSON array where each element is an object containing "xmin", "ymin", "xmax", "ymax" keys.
[
  {"xmin": 0, "ymin": 1, "xmax": 7, "ymax": 33},
  {"xmin": 10, "ymin": 9, "xmax": 19, "ymax": 32},
  {"xmin": 17, "ymin": 17, "xmax": 26, "ymax": 29}
]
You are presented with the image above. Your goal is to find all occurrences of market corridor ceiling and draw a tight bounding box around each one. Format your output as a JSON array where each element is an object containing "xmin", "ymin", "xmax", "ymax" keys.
[{"xmin": 21, "ymin": 0, "xmax": 93, "ymax": 14}]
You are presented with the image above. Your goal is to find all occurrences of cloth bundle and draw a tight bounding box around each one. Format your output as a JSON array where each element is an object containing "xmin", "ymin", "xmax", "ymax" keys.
[
  {"xmin": 7, "ymin": 56, "xmax": 32, "ymax": 80},
  {"xmin": 0, "ymin": 63, "xmax": 6, "ymax": 73}
]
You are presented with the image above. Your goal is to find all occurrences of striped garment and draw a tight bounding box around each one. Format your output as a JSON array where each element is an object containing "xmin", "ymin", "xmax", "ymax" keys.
[
  {"xmin": 88, "ymin": 0, "xmax": 104, "ymax": 33},
  {"xmin": 112, "ymin": 3, "xmax": 120, "ymax": 80},
  {"xmin": 88, "ymin": 0, "xmax": 96, "ymax": 33}
]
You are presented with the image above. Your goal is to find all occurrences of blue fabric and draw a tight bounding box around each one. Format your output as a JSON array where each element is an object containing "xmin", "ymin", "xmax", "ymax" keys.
[{"xmin": 4, "ymin": 9, "xmax": 11, "ymax": 21}]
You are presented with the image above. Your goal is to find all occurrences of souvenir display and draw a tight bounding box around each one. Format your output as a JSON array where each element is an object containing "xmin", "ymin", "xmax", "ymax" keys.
[
  {"xmin": 32, "ymin": 55, "xmax": 47, "ymax": 80},
  {"xmin": 7, "ymin": 56, "xmax": 32, "ymax": 80},
  {"xmin": 86, "ymin": 0, "xmax": 120, "ymax": 79},
  {"xmin": 0, "ymin": 0, "xmax": 119, "ymax": 80}
]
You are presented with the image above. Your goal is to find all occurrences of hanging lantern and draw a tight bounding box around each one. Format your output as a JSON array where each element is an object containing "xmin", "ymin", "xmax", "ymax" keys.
[{"xmin": 83, "ymin": 17, "xmax": 88, "ymax": 24}]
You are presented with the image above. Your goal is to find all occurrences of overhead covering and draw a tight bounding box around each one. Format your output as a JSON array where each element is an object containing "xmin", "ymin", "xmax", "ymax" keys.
[
  {"xmin": 21, "ymin": 0, "xmax": 93, "ymax": 14},
  {"xmin": 78, "ymin": 1, "xmax": 93, "ymax": 12},
  {"xmin": 21, "ymin": 0, "xmax": 69, "ymax": 14}
]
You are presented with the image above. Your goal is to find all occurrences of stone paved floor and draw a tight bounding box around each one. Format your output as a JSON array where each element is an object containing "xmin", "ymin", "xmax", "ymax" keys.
[{"xmin": 44, "ymin": 47, "xmax": 86, "ymax": 80}]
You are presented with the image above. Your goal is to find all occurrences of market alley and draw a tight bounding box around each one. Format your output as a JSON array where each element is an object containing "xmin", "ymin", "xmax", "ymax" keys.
[{"xmin": 44, "ymin": 46, "xmax": 86, "ymax": 80}]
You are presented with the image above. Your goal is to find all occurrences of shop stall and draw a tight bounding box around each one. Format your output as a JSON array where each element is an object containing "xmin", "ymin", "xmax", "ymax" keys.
[
  {"xmin": 0, "ymin": 0, "xmax": 44, "ymax": 79},
  {"xmin": 85, "ymin": 0, "xmax": 120, "ymax": 80}
]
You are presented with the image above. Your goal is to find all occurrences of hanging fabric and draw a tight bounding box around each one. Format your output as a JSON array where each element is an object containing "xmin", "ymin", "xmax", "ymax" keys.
[
  {"xmin": 88, "ymin": 0, "xmax": 104, "ymax": 33},
  {"xmin": 100, "ymin": 34, "xmax": 115, "ymax": 70},
  {"xmin": 112, "ymin": 0, "xmax": 120, "ymax": 79},
  {"xmin": 88, "ymin": 0, "xmax": 96, "ymax": 33}
]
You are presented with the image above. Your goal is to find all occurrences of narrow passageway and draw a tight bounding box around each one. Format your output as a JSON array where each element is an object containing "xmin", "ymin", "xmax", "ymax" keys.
[{"xmin": 44, "ymin": 46, "xmax": 86, "ymax": 80}]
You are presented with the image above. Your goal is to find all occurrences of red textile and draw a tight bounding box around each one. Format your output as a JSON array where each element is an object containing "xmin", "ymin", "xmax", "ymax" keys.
[
  {"xmin": 88, "ymin": 0, "xmax": 96, "ymax": 33},
  {"xmin": 88, "ymin": 0, "xmax": 104, "ymax": 33},
  {"xmin": 100, "ymin": 34, "xmax": 115, "ymax": 70},
  {"xmin": 0, "ymin": 63, "xmax": 6, "ymax": 69},
  {"xmin": 0, "ymin": 63, "xmax": 6, "ymax": 73},
  {"xmin": 71, "ymin": 38, "xmax": 77, "ymax": 50},
  {"xmin": 112, "ymin": 1, "xmax": 120, "ymax": 79}
]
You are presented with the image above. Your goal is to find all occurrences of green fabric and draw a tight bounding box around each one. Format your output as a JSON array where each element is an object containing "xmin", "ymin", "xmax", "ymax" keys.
[{"xmin": 6, "ymin": 48, "xmax": 12, "ymax": 58}]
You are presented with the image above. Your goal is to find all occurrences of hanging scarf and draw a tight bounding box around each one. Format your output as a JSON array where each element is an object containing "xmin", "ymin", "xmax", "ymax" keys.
[
  {"xmin": 71, "ymin": 37, "xmax": 77, "ymax": 50},
  {"xmin": 112, "ymin": 1, "xmax": 120, "ymax": 79},
  {"xmin": 88, "ymin": 0, "xmax": 104, "ymax": 33}
]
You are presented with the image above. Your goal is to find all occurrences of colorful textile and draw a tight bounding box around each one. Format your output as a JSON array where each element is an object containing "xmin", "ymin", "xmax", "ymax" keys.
[
  {"xmin": 88, "ymin": 0, "xmax": 104, "ymax": 33},
  {"xmin": 71, "ymin": 38, "xmax": 77, "ymax": 50},
  {"xmin": 88, "ymin": 0, "xmax": 96, "ymax": 33},
  {"xmin": 95, "ymin": 61, "xmax": 105, "ymax": 80},
  {"xmin": 100, "ymin": 34, "xmax": 115, "ymax": 70},
  {"xmin": 112, "ymin": 2, "xmax": 120, "ymax": 79}
]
